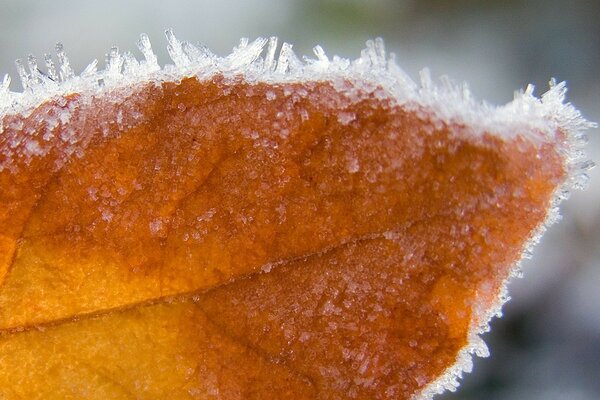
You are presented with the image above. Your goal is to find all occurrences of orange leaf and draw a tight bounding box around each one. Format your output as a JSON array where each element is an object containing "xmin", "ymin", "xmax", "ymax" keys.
[{"xmin": 0, "ymin": 35, "xmax": 592, "ymax": 399}]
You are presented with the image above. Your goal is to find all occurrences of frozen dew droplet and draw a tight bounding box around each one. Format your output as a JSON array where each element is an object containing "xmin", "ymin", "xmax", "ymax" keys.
[
  {"xmin": 347, "ymin": 157, "xmax": 360, "ymax": 174},
  {"xmin": 337, "ymin": 111, "xmax": 356, "ymax": 125},
  {"xmin": 265, "ymin": 90, "xmax": 276, "ymax": 101}
]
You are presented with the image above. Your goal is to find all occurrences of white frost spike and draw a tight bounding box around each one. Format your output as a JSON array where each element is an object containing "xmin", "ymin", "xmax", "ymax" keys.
[
  {"xmin": 525, "ymin": 83, "xmax": 535, "ymax": 96},
  {"xmin": 55, "ymin": 42, "xmax": 74, "ymax": 82},
  {"xmin": 225, "ymin": 37, "xmax": 268, "ymax": 71},
  {"xmin": 309, "ymin": 45, "xmax": 330, "ymax": 71},
  {"xmin": 237, "ymin": 37, "xmax": 249, "ymax": 49},
  {"xmin": 26, "ymin": 55, "xmax": 43, "ymax": 88},
  {"xmin": 571, "ymin": 170, "xmax": 591, "ymax": 190},
  {"xmin": 181, "ymin": 42, "xmax": 216, "ymax": 70},
  {"xmin": 195, "ymin": 43, "xmax": 217, "ymax": 66},
  {"xmin": 578, "ymin": 159, "xmax": 595, "ymax": 171},
  {"xmin": 81, "ymin": 59, "xmax": 98, "ymax": 78},
  {"xmin": 419, "ymin": 68, "xmax": 433, "ymax": 90},
  {"xmin": 472, "ymin": 336, "xmax": 490, "ymax": 358},
  {"xmin": 264, "ymin": 36, "xmax": 278, "ymax": 72},
  {"xmin": 14, "ymin": 59, "xmax": 31, "ymax": 91},
  {"xmin": 181, "ymin": 42, "xmax": 199, "ymax": 60},
  {"xmin": 0, "ymin": 74, "xmax": 9, "ymax": 93},
  {"xmin": 275, "ymin": 42, "xmax": 302, "ymax": 74},
  {"xmin": 374, "ymin": 37, "xmax": 386, "ymax": 63},
  {"xmin": 313, "ymin": 45, "xmax": 329, "ymax": 63},
  {"xmin": 122, "ymin": 52, "xmax": 140, "ymax": 76},
  {"xmin": 461, "ymin": 82, "xmax": 472, "ymax": 103},
  {"xmin": 439, "ymin": 75, "xmax": 454, "ymax": 92},
  {"xmin": 106, "ymin": 47, "xmax": 124, "ymax": 77},
  {"xmin": 0, "ymin": 75, "xmax": 10, "ymax": 107},
  {"xmin": 136, "ymin": 33, "xmax": 159, "ymax": 72},
  {"xmin": 44, "ymin": 54, "xmax": 59, "ymax": 82},
  {"xmin": 386, "ymin": 53, "xmax": 418, "ymax": 94},
  {"xmin": 275, "ymin": 43, "xmax": 291, "ymax": 74},
  {"xmin": 362, "ymin": 37, "xmax": 386, "ymax": 68},
  {"xmin": 165, "ymin": 29, "xmax": 190, "ymax": 67}
]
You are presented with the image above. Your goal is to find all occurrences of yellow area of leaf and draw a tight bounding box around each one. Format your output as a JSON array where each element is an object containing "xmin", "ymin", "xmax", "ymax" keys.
[{"xmin": 0, "ymin": 299, "xmax": 315, "ymax": 399}]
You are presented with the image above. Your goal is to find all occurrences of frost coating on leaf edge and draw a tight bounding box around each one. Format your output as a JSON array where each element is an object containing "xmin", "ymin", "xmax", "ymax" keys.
[{"xmin": 0, "ymin": 31, "xmax": 594, "ymax": 184}]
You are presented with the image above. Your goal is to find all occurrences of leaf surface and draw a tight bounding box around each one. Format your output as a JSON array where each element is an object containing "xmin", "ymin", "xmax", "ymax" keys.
[{"xmin": 0, "ymin": 67, "xmax": 572, "ymax": 399}]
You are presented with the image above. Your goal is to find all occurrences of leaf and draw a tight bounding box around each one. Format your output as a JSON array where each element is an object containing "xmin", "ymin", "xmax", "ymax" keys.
[{"xmin": 0, "ymin": 36, "xmax": 590, "ymax": 399}]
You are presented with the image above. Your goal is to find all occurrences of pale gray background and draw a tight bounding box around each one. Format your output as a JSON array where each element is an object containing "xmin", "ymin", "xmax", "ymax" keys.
[{"xmin": 0, "ymin": 1, "xmax": 598, "ymax": 398}]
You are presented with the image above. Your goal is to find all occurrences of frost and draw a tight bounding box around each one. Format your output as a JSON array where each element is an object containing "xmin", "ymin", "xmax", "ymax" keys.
[
  {"xmin": 149, "ymin": 218, "xmax": 164, "ymax": 235},
  {"xmin": 24, "ymin": 139, "xmax": 42, "ymax": 156},
  {"xmin": 346, "ymin": 157, "xmax": 360, "ymax": 174},
  {"xmin": 260, "ymin": 263, "xmax": 274, "ymax": 273},
  {"xmin": 337, "ymin": 111, "xmax": 356, "ymax": 125},
  {"xmin": 101, "ymin": 209, "xmax": 113, "ymax": 223},
  {"xmin": 196, "ymin": 208, "xmax": 216, "ymax": 222},
  {"xmin": 265, "ymin": 90, "xmax": 276, "ymax": 101},
  {"xmin": 1, "ymin": 30, "xmax": 593, "ymax": 175}
]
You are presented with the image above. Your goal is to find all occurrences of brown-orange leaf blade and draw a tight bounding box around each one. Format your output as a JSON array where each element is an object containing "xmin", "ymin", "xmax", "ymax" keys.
[{"xmin": 0, "ymin": 34, "xmax": 592, "ymax": 399}]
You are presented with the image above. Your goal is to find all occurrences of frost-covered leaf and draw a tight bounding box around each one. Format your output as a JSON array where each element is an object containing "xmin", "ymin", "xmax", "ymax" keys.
[{"xmin": 0, "ymin": 32, "xmax": 592, "ymax": 399}]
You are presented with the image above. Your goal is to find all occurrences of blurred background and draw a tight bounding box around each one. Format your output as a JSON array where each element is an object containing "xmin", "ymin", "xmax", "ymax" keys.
[{"xmin": 0, "ymin": 1, "xmax": 598, "ymax": 398}]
